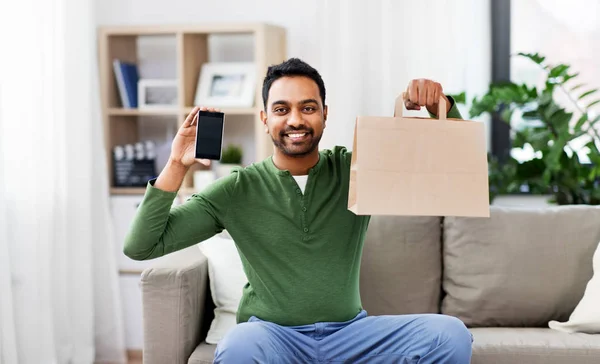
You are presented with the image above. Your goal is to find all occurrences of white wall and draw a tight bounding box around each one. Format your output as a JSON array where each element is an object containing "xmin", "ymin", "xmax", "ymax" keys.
[
  {"xmin": 96, "ymin": 0, "xmax": 492, "ymax": 153},
  {"xmin": 95, "ymin": 0, "xmax": 323, "ymax": 71}
]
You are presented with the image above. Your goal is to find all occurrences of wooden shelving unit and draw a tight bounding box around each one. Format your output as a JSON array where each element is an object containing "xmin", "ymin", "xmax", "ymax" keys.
[{"xmin": 98, "ymin": 23, "xmax": 287, "ymax": 195}]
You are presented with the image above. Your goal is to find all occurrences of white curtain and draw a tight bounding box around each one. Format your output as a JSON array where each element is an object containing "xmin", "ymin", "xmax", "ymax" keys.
[
  {"xmin": 316, "ymin": 0, "xmax": 492, "ymax": 151},
  {"xmin": 0, "ymin": 0, "xmax": 126, "ymax": 363}
]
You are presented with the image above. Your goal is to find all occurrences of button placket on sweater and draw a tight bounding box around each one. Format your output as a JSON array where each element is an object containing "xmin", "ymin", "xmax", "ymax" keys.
[
  {"xmin": 297, "ymin": 185, "xmax": 310, "ymax": 236},
  {"xmin": 289, "ymin": 175, "xmax": 310, "ymax": 239}
]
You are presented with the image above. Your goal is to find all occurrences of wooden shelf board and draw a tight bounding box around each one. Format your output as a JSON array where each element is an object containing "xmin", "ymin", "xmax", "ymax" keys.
[
  {"xmin": 108, "ymin": 108, "xmax": 179, "ymax": 116},
  {"xmin": 182, "ymin": 107, "xmax": 257, "ymax": 116},
  {"xmin": 99, "ymin": 23, "xmax": 267, "ymax": 36},
  {"xmin": 110, "ymin": 187, "xmax": 146, "ymax": 195}
]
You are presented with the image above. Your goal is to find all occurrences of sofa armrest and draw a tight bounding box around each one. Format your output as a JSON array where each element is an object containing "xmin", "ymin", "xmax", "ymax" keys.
[{"xmin": 140, "ymin": 246, "xmax": 209, "ymax": 364}]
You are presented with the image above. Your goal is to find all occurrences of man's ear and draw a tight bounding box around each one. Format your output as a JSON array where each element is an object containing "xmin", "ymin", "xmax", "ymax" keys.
[
  {"xmin": 323, "ymin": 105, "xmax": 328, "ymax": 127},
  {"xmin": 260, "ymin": 109, "xmax": 269, "ymax": 133}
]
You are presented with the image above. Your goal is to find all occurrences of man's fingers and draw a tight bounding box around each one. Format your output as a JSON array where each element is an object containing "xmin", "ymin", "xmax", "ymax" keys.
[
  {"xmin": 190, "ymin": 112, "xmax": 198, "ymax": 126},
  {"xmin": 183, "ymin": 106, "xmax": 200, "ymax": 127},
  {"xmin": 427, "ymin": 86, "xmax": 435, "ymax": 106},
  {"xmin": 418, "ymin": 79, "xmax": 427, "ymax": 106},
  {"xmin": 404, "ymin": 100, "xmax": 421, "ymax": 110},
  {"xmin": 408, "ymin": 81, "xmax": 419, "ymax": 105}
]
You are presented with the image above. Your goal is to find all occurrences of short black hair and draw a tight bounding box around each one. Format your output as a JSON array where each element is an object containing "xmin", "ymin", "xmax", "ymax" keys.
[{"xmin": 262, "ymin": 58, "xmax": 326, "ymax": 109}]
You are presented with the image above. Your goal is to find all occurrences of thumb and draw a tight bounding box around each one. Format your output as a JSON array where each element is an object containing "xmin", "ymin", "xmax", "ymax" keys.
[{"xmin": 402, "ymin": 92, "xmax": 421, "ymax": 110}]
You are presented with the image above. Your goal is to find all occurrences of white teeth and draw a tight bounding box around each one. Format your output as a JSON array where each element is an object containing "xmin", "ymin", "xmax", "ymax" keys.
[{"xmin": 288, "ymin": 133, "xmax": 306, "ymax": 138}]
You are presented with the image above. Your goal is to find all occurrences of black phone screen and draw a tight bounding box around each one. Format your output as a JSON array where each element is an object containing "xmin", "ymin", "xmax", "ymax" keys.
[{"xmin": 195, "ymin": 111, "xmax": 224, "ymax": 160}]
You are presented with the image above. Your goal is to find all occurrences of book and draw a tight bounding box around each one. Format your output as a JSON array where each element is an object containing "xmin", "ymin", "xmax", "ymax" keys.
[{"xmin": 112, "ymin": 60, "xmax": 139, "ymax": 108}]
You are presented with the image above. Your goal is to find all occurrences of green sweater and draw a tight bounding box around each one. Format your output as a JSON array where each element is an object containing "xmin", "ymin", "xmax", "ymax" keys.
[{"xmin": 124, "ymin": 102, "xmax": 463, "ymax": 326}]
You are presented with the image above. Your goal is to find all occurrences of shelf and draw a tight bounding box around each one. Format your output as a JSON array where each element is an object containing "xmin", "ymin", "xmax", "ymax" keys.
[
  {"xmin": 110, "ymin": 187, "xmax": 146, "ymax": 195},
  {"xmin": 182, "ymin": 107, "xmax": 257, "ymax": 116},
  {"xmin": 108, "ymin": 108, "xmax": 179, "ymax": 116},
  {"xmin": 99, "ymin": 23, "xmax": 271, "ymax": 36},
  {"xmin": 100, "ymin": 24, "xmax": 286, "ymax": 195},
  {"xmin": 108, "ymin": 107, "xmax": 256, "ymax": 117}
]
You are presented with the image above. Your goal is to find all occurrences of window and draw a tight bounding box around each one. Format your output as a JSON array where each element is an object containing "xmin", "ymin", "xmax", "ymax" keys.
[{"xmin": 493, "ymin": 0, "xmax": 600, "ymax": 163}]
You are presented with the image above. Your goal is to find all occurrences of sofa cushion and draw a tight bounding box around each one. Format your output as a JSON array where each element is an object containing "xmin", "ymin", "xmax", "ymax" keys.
[
  {"xmin": 197, "ymin": 234, "xmax": 247, "ymax": 344},
  {"xmin": 550, "ymin": 240, "xmax": 600, "ymax": 333},
  {"xmin": 442, "ymin": 205, "xmax": 600, "ymax": 327},
  {"xmin": 188, "ymin": 343, "xmax": 216, "ymax": 364},
  {"xmin": 360, "ymin": 215, "xmax": 442, "ymax": 315},
  {"xmin": 471, "ymin": 327, "xmax": 600, "ymax": 364}
]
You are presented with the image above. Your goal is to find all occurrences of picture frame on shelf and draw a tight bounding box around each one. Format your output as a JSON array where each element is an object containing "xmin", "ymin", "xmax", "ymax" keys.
[
  {"xmin": 194, "ymin": 62, "xmax": 256, "ymax": 108},
  {"xmin": 138, "ymin": 79, "xmax": 178, "ymax": 109}
]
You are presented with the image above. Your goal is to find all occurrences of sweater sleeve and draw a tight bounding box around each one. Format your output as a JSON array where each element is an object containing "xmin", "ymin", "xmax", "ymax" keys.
[
  {"xmin": 428, "ymin": 95, "xmax": 463, "ymax": 119},
  {"xmin": 123, "ymin": 171, "xmax": 238, "ymax": 260}
]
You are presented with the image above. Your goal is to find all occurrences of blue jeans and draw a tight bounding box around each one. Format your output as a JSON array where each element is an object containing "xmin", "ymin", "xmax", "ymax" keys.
[{"xmin": 213, "ymin": 310, "xmax": 473, "ymax": 363}]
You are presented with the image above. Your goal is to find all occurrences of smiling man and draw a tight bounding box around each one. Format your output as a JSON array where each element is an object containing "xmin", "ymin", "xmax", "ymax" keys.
[{"xmin": 124, "ymin": 58, "xmax": 472, "ymax": 363}]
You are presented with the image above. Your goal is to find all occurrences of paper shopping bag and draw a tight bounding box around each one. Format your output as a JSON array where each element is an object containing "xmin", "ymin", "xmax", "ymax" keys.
[{"xmin": 348, "ymin": 95, "xmax": 490, "ymax": 217}]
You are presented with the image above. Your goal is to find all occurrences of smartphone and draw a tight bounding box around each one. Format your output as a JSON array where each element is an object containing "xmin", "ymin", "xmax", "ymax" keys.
[{"xmin": 195, "ymin": 110, "xmax": 225, "ymax": 160}]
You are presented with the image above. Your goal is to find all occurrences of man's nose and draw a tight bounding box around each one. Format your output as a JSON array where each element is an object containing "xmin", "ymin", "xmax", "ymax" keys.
[{"xmin": 287, "ymin": 109, "xmax": 303, "ymax": 128}]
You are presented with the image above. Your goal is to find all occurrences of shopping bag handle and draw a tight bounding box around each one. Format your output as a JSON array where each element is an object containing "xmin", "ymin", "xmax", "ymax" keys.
[{"xmin": 395, "ymin": 94, "xmax": 447, "ymax": 120}]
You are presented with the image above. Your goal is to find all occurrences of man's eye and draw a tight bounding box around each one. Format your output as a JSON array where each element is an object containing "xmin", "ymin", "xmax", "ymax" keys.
[
  {"xmin": 274, "ymin": 108, "xmax": 287, "ymax": 113},
  {"xmin": 304, "ymin": 107, "xmax": 316, "ymax": 112}
]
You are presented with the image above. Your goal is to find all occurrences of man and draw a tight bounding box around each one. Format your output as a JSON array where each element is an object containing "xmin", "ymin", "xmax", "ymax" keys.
[{"xmin": 124, "ymin": 58, "xmax": 472, "ymax": 363}]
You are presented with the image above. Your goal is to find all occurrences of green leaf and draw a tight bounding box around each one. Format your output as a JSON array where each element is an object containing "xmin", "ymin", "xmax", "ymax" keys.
[
  {"xmin": 448, "ymin": 92, "xmax": 466, "ymax": 104},
  {"xmin": 585, "ymin": 140, "xmax": 599, "ymax": 154},
  {"xmin": 574, "ymin": 114, "xmax": 588, "ymax": 131},
  {"xmin": 528, "ymin": 130, "xmax": 552, "ymax": 150},
  {"xmin": 561, "ymin": 72, "xmax": 579, "ymax": 84},
  {"xmin": 525, "ymin": 84, "xmax": 539, "ymax": 99},
  {"xmin": 549, "ymin": 64, "xmax": 570, "ymax": 79},
  {"xmin": 542, "ymin": 169, "xmax": 553, "ymax": 184},
  {"xmin": 550, "ymin": 109, "xmax": 573, "ymax": 130},
  {"xmin": 587, "ymin": 99, "xmax": 600, "ymax": 109},
  {"xmin": 589, "ymin": 115, "xmax": 600, "ymax": 127},
  {"xmin": 545, "ymin": 135, "xmax": 569, "ymax": 172},
  {"xmin": 579, "ymin": 89, "xmax": 598, "ymax": 100},
  {"xmin": 538, "ymin": 90, "xmax": 553, "ymax": 106},
  {"xmin": 571, "ymin": 83, "xmax": 586, "ymax": 91},
  {"xmin": 542, "ymin": 102, "xmax": 561, "ymax": 121},
  {"xmin": 515, "ymin": 158, "xmax": 546, "ymax": 179},
  {"xmin": 513, "ymin": 130, "xmax": 530, "ymax": 149},
  {"xmin": 518, "ymin": 52, "xmax": 546, "ymax": 65},
  {"xmin": 521, "ymin": 110, "xmax": 539, "ymax": 120},
  {"xmin": 501, "ymin": 108, "xmax": 513, "ymax": 123}
]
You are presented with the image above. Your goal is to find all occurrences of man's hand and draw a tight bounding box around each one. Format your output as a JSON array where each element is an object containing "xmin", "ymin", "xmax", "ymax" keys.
[
  {"xmin": 171, "ymin": 106, "xmax": 219, "ymax": 168},
  {"xmin": 403, "ymin": 79, "xmax": 450, "ymax": 117},
  {"xmin": 154, "ymin": 106, "xmax": 219, "ymax": 192}
]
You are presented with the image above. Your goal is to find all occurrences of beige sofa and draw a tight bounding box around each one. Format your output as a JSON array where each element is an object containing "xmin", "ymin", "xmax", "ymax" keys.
[{"xmin": 140, "ymin": 206, "xmax": 600, "ymax": 363}]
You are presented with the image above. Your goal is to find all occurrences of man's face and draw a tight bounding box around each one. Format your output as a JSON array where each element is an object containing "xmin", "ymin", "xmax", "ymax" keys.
[{"xmin": 261, "ymin": 76, "xmax": 327, "ymax": 157}]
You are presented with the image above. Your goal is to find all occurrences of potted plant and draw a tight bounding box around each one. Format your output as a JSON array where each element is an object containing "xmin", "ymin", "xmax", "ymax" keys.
[
  {"xmin": 216, "ymin": 144, "xmax": 243, "ymax": 179},
  {"xmin": 452, "ymin": 52, "xmax": 600, "ymax": 205}
]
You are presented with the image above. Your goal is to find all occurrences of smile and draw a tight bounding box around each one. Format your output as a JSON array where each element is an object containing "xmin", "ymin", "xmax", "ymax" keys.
[{"xmin": 284, "ymin": 132, "xmax": 311, "ymax": 141}]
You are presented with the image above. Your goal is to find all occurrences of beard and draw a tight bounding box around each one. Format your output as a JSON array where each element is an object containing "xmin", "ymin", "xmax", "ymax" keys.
[{"xmin": 271, "ymin": 126, "xmax": 322, "ymax": 157}]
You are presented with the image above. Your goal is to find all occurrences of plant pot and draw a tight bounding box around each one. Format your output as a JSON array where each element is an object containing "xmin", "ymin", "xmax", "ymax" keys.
[{"xmin": 215, "ymin": 163, "xmax": 241, "ymax": 179}]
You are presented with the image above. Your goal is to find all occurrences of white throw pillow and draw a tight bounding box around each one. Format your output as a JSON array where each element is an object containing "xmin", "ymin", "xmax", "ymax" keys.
[
  {"xmin": 549, "ymin": 241, "xmax": 600, "ymax": 334},
  {"xmin": 197, "ymin": 233, "xmax": 247, "ymax": 344}
]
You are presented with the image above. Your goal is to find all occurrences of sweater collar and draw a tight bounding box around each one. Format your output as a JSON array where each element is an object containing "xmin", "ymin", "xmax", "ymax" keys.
[{"xmin": 267, "ymin": 151, "xmax": 325, "ymax": 177}]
